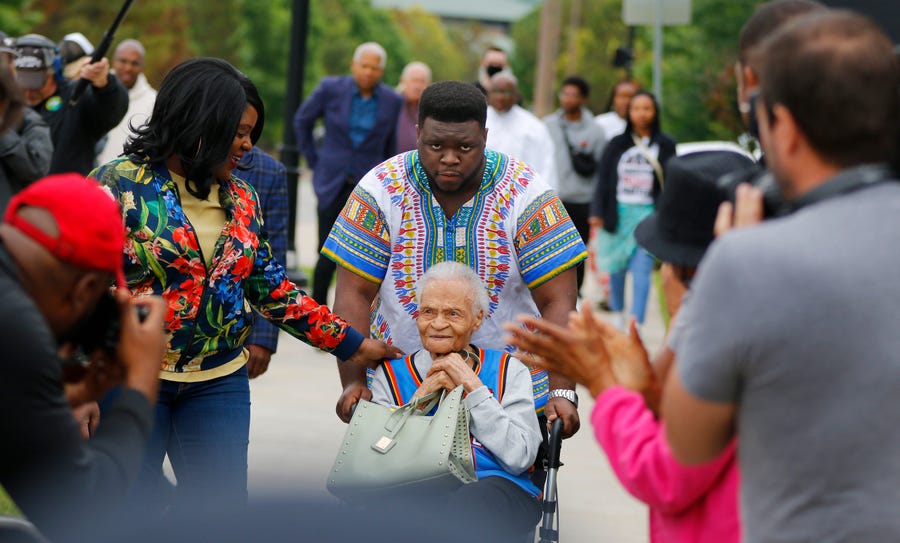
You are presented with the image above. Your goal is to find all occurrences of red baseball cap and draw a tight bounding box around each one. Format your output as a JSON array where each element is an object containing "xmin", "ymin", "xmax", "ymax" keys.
[{"xmin": 3, "ymin": 173, "xmax": 127, "ymax": 287}]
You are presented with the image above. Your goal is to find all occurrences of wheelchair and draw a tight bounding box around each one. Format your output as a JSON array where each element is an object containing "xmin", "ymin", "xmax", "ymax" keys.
[
  {"xmin": 340, "ymin": 381, "xmax": 566, "ymax": 542},
  {"xmin": 531, "ymin": 417, "xmax": 564, "ymax": 543}
]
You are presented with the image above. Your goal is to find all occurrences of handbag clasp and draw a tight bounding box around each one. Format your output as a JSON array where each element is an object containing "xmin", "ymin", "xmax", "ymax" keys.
[{"xmin": 372, "ymin": 435, "xmax": 396, "ymax": 454}]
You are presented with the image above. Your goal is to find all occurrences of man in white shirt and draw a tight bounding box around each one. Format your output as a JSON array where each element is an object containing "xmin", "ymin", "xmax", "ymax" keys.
[
  {"xmin": 485, "ymin": 71, "xmax": 556, "ymax": 186},
  {"xmin": 97, "ymin": 39, "xmax": 157, "ymax": 165}
]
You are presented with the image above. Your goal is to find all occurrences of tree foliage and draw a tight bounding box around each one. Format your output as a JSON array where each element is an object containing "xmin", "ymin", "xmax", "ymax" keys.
[
  {"xmin": 513, "ymin": 0, "xmax": 762, "ymax": 143},
  {"xmin": 25, "ymin": 0, "xmax": 191, "ymax": 90},
  {"xmin": 0, "ymin": 0, "xmax": 43, "ymax": 36},
  {"xmin": 512, "ymin": 0, "xmax": 631, "ymax": 113},
  {"xmin": 630, "ymin": 0, "xmax": 759, "ymax": 142},
  {"xmin": 387, "ymin": 6, "xmax": 470, "ymax": 82},
  {"xmin": 237, "ymin": 0, "xmax": 292, "ymax": 149}
]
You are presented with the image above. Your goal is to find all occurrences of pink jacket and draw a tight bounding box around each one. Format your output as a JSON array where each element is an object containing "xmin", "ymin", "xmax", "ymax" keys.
[{"xmin": 592, "ymin": 386, "xmax": 740, "ymax": 543}]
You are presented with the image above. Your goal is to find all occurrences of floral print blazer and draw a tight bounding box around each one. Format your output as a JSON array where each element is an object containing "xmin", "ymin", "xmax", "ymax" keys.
[{"xmin": 91, "ymin": 158, "xmax": 363, "ymax": 375}]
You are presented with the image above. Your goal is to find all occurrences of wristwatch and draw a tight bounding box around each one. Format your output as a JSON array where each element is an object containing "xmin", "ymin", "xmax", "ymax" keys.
[{"xmin": 548, "ymin": 388, "xmax": 579, "ymax": 408}]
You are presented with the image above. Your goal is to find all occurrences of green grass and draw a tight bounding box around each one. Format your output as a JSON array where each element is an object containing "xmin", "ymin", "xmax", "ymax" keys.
[{"xmin": 0, "ymin": 487, "xmax": 21, "ymax": 516}]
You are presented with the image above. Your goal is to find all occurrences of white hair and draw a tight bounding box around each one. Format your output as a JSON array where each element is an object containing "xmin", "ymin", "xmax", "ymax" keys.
[
  {"xmin": 489, "ymin": 69, "xmax": 518, "ymax": 87},
  {"xmin": 115, "ymin": 39, "xmax": 146, "ymax": 59},
  {"xmin": 415, "ymin": 262, "xmax": 490, "ymax": 314},
  {"xmin": 400, "ymin": 61, "xmax": 432, "ymax": 82},
  {"xmin": 353, "ymin": 42, "xmax": 387, "ymax": 69}
]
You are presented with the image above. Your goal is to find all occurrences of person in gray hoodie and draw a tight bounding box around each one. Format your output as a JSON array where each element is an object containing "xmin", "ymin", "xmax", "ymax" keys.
[{"xmin": 543, "ymin": 75, "xmax": 606, "ymax": 292}]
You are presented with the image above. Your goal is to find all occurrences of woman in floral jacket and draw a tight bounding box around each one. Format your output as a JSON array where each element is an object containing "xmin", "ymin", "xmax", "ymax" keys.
[{"xmin": 91, "ymin": 58, "xmax": 400, "ymax": 512}]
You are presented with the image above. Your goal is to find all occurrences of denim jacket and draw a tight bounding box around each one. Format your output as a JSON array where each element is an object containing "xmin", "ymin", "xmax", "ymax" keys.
[{"xmin": 91, "ymin": 158, "xmax": 363, "ymax": 376}]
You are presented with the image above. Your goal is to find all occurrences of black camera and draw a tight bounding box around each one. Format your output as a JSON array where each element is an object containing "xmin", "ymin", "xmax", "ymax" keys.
[
  {"xmin": 60, "ymin": 293, "xmax": 150, "ymax": 381},
  {"xmin": 717, "ymin": 163, "xmax": 789, "ymax": 219},
  {"xmin": 76, "ymin": 292, "xmax": 150, "ymax": 355}
]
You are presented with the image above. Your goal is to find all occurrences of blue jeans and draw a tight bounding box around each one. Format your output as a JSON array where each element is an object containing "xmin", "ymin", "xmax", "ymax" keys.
[
  {"xmin": 609, "ymin": 247, "xmax": 655, "ymax": 324},
  {"xmin": 133, "ymin": 365, "xmax": 251, "ymax": 513}
]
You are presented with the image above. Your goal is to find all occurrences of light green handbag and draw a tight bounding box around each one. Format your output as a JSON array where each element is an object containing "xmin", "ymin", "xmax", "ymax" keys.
[{"xmin": 327, "ymin": 385, "xmax": 477, "ymax": 502}]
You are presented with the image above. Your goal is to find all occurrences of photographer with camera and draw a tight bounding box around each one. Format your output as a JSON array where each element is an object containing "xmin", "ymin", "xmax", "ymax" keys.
[
  {"xmin": 13, "ymin": 33, "xmax": 127, "ymax": 176},
  {"xmin": 0, "ymin": 173, "xmax": 166, "ymax": 542},
  {"xmin": 662, "ymin": 10, "xmax": 900, "ymax": 543},
  {"xmin": 716, "ymin": 0, "xmax": 827, "ymax": 221}
]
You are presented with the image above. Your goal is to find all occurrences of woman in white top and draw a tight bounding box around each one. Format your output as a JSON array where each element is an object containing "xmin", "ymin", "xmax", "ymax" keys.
[{"xmin": 589, "ymin": 91, "xmax": 676, "ymax": 327}]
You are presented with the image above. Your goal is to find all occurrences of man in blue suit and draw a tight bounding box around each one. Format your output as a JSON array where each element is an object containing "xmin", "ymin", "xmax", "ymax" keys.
[{"xmin": 294, "ymin": 42, "xmax": 403, "ymax": 305}]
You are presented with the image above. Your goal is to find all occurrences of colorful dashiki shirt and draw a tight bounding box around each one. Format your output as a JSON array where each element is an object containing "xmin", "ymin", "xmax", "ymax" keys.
[{"xmin": 323, "ymin": 150, "xmax": 587, "ymax": 409}]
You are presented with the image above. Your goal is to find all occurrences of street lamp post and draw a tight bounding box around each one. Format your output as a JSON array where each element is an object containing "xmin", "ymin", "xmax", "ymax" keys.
[{"xmin": 280, "ymin": 0, "xmax": 310, "ymax": 286}]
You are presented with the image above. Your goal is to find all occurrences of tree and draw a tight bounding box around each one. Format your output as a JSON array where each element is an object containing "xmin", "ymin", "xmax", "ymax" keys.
[
  {"xmin": 512, "ymin": 0, "xmax": 632, "ymax": 113},
  {"xmin": 237, "ymin": 0, "xmax": 291, "ymax": 149},
  {"xmin": 512, "ymin": 0, "xmax": 761, "ymax": 142},
  {"xmin": 0, "ymin": 0, "xmax": 42, "ymax": 36},
  {"xmin": 387, "ymin": 6, "xmax": 469, "ymax": 83},
  {"xmin": 25, "ymin": 0, "xmax": 191, "ymax": 89},
  {"xmin": 631, "ymin": 0, "xmax": 759, "ymax": 142},
  {"xmin": 184, "ymin": 1, "xmax": 242, "ymax": 65},
  {"xmin": 14, "ymin": 0, "xmax": 503, "ymax": 150}
]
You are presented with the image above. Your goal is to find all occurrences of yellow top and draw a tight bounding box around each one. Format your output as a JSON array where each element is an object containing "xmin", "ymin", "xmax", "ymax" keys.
[
  {"xmin": 171, "ymin": 171, "xmax": 226, "ymax": 267},
  {"xmin": 163, "ymin": 171, "xmax": 246, "ymax": 382}
]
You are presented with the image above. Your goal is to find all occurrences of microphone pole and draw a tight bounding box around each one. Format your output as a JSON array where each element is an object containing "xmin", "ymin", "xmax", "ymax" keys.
[{"xmin": 69, "ymin": 0, "xmax": 135, "ymax": 106}]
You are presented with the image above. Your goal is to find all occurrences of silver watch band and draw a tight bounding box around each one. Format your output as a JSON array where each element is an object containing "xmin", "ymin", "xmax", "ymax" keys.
[{"xmin": 548, "ymin": 388, "xmax": 578, "ymax": 407}]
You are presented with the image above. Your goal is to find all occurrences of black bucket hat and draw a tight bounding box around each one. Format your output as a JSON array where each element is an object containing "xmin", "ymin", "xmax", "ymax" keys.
[{"xmin": 635, "ymin": 150, "xmax": 755, "ymax": 268}]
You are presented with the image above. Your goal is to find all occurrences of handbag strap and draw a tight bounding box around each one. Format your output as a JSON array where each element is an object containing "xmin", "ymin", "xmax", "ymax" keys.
[
  {"xmin": 631, "ymin": 133, "xmax": 665, "ymax": 187},
  {"xmin": 382, "ymin": 389, "xmax": 441, "ymax": 437}
]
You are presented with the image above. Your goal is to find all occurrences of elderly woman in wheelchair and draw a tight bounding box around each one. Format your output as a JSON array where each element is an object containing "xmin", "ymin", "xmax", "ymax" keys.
[{"xmin": 368, "ymin": 261, "xmax": 543, "ymax": 536}]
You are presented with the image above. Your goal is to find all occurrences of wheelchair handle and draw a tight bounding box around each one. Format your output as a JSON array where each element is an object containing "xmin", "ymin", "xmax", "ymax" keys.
[{"xmin": 547, "ymin": 418, "xmax": 564, "ymax": 470}]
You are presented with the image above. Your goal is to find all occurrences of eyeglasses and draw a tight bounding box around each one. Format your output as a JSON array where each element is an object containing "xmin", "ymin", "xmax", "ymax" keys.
[
  {"xmin": 747, "ymin": 89, "xmax": 761, "ymax": 140},
  {"xmin": 490, "ymin": 89, "xmax": 516, "ymax": 97}
]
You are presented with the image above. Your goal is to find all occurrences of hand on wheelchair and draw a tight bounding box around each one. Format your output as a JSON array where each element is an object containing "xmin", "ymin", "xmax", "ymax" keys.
[{"xmin": 544, "ymin": 397, "xmax": 580, "ymax": 439}]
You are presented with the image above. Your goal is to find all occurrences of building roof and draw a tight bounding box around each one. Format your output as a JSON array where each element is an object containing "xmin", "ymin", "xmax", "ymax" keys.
[{"xmin": 371, "ymin": 0, "xmax": 541, "ymax": 24}]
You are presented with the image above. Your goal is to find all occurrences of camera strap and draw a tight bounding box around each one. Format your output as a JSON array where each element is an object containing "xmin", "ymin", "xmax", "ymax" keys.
[
  {"xmin": 791, "ymin": 163, "xmax": 895, "ymax": 211},
  {"xmin": 560, "ymin": 118, "xmax": 582, "ymax": 153}
]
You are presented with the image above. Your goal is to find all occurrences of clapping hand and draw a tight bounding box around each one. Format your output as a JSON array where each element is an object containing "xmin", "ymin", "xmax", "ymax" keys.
[
  {"xmin": 573, "ymin": 312, "xmax": 661, "ymax": 414},
  {"xmin": 505, "ymin": 305, "xmax": 617, "ymax": 399},
  {"xmin": 505, "ymin": 305, "xmax": 660, "ymax": 412}
]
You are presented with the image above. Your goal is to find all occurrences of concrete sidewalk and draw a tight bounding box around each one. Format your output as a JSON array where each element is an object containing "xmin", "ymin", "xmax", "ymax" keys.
[{"xmin": 246, "ymin": 174, "xmax": 664, "ymax": 541}]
